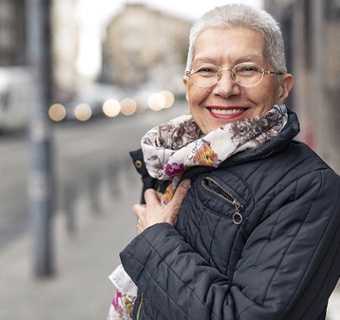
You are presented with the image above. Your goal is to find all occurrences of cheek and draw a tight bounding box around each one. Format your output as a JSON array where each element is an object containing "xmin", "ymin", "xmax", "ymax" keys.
[
  {"xmin": 187, "ymin": 85, "xmax": 209, "ymax": 104},
  {"xmin": 186, "ymin": 88, "xmax": 208, "ymax": 124},
  {"xmin": 251, "ymin": 83, "xmax": 280, "ymax": 109},
  {"xmin": 186, "ymin": 88, "xmax": 199, "ymax": 109}
]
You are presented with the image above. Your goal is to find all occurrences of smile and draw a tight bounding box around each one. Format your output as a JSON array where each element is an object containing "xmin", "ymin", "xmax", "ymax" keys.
[
  {"xmin": 209, "ymin": 108, "xmax": 245, "ymax": 115},
  {"xmin": 208, "ymin": 107, "xmax": 248, "ymax": 119}
]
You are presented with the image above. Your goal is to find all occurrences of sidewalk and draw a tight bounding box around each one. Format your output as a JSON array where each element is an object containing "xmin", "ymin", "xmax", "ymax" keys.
[
  {"xmin": 1, "ymin": 168, "xmax": 339, "ymax": 319},
  {"xmin": 0, "ymin": 168, "xmax": 139, "ymax": 320}
]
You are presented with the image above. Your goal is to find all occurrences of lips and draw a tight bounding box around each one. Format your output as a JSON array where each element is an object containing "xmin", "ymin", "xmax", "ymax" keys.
[{"xmin": 207, "ymin": 107, "xmax": 248, "ymax": 119}]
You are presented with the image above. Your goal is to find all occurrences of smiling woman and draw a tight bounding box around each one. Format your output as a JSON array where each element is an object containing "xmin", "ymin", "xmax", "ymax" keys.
[{"xmin": 107, "ymin": 3, "xmax": 340, "ymax": 320}]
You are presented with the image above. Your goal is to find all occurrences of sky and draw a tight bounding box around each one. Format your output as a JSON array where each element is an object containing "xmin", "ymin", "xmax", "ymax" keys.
[{"xmin": 75, "ymin": 0, "xmax": 264, "ymax": 77}]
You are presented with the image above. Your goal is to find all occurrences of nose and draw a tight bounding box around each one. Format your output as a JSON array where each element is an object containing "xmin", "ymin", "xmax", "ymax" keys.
[{"xmin": 213, "ymin": 69, "xmax": 240, "ymax": 96}]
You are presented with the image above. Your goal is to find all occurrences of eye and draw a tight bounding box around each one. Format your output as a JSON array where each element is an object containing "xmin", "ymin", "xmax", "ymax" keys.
[
  {"xmin": 235, "ymin": 64, "xmax": 262, "ymax": 75},
  {"xmin": 192, "ymin": 64, "xmax": 218, "ymax": 77}
]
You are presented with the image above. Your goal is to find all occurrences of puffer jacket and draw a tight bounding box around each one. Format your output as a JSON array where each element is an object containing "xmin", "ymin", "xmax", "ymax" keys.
[{"xmin": 121, "ymin": 110, "xmax": 340, "ymax": 320}]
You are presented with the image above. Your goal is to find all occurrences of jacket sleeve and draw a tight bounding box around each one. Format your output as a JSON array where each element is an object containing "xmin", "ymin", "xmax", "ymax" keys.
[
  {"xmin": 130, "ymin": 148, "xmax": 170, "ymax": 204},
  {"xmin": 120, "ymin": 168, "xmax": 340, "ymax": 320}
]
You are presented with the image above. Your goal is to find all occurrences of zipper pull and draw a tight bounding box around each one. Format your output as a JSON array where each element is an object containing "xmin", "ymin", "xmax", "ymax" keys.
[{"xmin": 232, "ymin": 199, "xmax": 243, "ymax": 225}]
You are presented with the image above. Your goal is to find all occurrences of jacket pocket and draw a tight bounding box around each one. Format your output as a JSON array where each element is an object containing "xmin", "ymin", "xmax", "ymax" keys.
[{"xmin": 201, "ymin": 176, "xmax": 244, "ymax": 224}]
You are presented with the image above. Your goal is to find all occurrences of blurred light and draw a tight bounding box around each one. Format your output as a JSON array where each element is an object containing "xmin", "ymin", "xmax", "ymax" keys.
[
  {"xmin": 148, "ymin": 92, "xmax": 165, "ymax": 111},
  {"xmin": 120, "ymin": 98, "xmax": 137, "ymax": 116},
  {"xmin": 102, "ymin": 99, "xmax": 121, "ymax": 117},
  {"xmin": 161, "ymin": 90, "xmax": 175, "ymax": 109},
  {"xmin": 74, "ymin": 103, "xmax": 92, "ymax": 121},
  {"xmin": 48, "ymin": 103, "xmax": 66, "ymax": 122}
]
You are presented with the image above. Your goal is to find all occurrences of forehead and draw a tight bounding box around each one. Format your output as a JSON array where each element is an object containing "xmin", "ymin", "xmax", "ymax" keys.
[{"xmin": 194, "ymin": 27, "xmax": 266, "ymax": 64}]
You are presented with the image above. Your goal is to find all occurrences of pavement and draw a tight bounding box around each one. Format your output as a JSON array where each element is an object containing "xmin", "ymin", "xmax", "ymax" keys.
[
  {"xmin": 0, "ymin": 154, "xmax": 339, "ymax": 319},
  {"xmin": 0, "ymin": 166, "xmax": 139, "ymax": 320}
]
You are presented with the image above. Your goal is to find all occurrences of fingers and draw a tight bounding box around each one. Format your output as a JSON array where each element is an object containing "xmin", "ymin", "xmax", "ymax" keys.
[
  {"xmin": 132, "ymin": 179, "xmax": 191, "ymax": 233},
  {"xmin": 144, "ymin": 188, "xmax": 163, "ymax": 208},
  {"xmin": 132, "ymin": 203, "xmax": 144, "ymax": 217},
  {"xmin": 133, "ymin": 189, "xmax": 161, "ymax": 218},
  {"xmin": 174, "ymin": 179, "xmax": 191, "ymax": 199},
  {"xmin": 132, "ymin": 203, "xmax": 147, "ymax": 234},
  {"xmin": 166, "ymin": 179, "xmax": 191, "ymax": 213}
]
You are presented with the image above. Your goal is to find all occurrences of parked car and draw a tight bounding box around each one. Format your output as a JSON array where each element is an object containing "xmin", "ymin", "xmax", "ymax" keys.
[{"xmin": 0, "ymin": 67, "xmax": 32, "ymax": 132}]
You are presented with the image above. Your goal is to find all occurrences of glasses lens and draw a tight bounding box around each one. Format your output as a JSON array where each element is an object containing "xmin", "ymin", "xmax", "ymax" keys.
[
  {"xmin": 233, "ymin": 63, "xmax": 263, "ymax": 87},
  {"xmin": 189, "ymin": 63, "xmax": 266, "ymax": 87},
  {"xmin": 190, "ymin": 64, "xmax": 219, "ymax": 87}
]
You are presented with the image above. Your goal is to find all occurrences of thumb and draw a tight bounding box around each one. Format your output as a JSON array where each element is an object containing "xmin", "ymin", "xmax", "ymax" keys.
[
  {"xmin": 176, "ymin": 179, "xmax": 191, "ymax": 197},
  {"xmin": 168, "ymin": 179, "xmax": 191, "ymax": 211}
]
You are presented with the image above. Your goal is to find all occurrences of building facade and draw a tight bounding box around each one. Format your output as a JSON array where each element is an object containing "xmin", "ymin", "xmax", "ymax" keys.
[
  {"xmin": 0, "ymin": 0, "xmax": 81, "ymax": 102},
  {"xmin": 51, "ymin": 0, "xmax": 81, "ymax": 102},
  {"xmin": 0, "ymin": 0, "xmax": 26, "ymax": 66},
  {"xmin": 102, "ymin": 3, "xmax": 191, "ymax": 91},
  {"xmin": 264, "ymin": 0, "xmax": 340, "ymax": 173}
]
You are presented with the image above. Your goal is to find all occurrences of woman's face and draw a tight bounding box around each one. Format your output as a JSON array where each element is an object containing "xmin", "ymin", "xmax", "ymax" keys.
[{"xmin": 183, "ymin": 27, "xmax": 293, "ymax": 134}]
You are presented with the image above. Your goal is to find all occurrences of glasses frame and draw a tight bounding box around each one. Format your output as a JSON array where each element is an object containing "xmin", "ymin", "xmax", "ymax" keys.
[{"xmin": 185, "ymin": 62, "xmax": 284, "ymax": 88}]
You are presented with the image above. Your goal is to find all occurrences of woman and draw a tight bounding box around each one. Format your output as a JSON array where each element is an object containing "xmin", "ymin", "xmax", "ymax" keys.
[{"xmin": 118, "ymin": 4, "xmax": 340, "ymax": 320}]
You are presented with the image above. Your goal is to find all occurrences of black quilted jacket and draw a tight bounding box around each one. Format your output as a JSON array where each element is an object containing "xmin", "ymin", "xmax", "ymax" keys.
[{"xmin": 121, "ymin": 110, "xmax": 340, "ymax": 320}]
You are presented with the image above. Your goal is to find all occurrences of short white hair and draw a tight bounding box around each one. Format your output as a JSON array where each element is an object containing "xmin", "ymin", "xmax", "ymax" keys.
[{"xmin": 186, "ymin": 4, "xmax": 287, "ymax": 73}]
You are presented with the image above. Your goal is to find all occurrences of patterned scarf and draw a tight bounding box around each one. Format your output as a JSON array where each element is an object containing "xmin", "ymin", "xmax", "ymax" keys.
[{"xmin": 142, "ymin": 104, "xmax": 288, "ymax": 203}]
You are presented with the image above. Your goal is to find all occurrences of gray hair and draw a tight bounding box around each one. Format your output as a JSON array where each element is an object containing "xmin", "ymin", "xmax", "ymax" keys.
[{"xmin": 186, "ymin": 4, "xmax": 287, "ymax": 73}]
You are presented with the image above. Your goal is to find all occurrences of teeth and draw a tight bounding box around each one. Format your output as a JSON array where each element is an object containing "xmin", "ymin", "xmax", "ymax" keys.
[{"xmin": 210, "ymin": 108, "xmax": 244, "ymax": 115}]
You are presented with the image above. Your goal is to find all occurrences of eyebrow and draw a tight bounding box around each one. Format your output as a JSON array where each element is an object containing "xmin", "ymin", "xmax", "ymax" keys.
[
  {"xmin": 235, "ymin": 55, "xmax": 265, "ymax": 64},
  {"xmin": 192, "ymin": 54, "xmax": 265, "ymax": 66}
]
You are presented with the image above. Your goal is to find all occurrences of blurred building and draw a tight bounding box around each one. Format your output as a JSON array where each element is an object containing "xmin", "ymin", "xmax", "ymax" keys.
[
  {"xmin": 0, "ymin": 0, "xmax": 80, "ymax": 102},
  {"xmin": 51, "ymin": 0, "xmax": 80, "ymax": 102},
  {"xmin": 102, "ymin": 3, "xmax": 192, "ymax": 91},
  {"xmin": 264, "ymin": 0, "xmax": 340, "ymax": 173},
  {"xmin": 0, "ymin": 0, "xmax": 26, "ymax": 66}
]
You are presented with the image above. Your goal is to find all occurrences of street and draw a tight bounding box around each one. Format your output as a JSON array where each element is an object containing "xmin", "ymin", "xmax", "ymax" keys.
[
  {"xmin": 0, "ymin": 103, "xmax": 187, "ymax": 250},
  {"xmin": 0, "ymin": 103, "xmax": 188, "ymax": 319},
  {"xmin": 0, "ymin": 132, "xmax": 30, "ymax": 248}
]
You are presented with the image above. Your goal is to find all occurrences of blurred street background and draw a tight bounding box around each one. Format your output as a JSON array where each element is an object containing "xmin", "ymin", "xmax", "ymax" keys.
[{"xmin": 0, "ymin": 0, "xmax": 339, "ymax": 319}]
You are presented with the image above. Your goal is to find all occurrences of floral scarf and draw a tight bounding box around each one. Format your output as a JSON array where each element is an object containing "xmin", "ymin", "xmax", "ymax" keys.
[{"xmin": 142, "ymin": 104, "xmax": 288, "ymax": 203}]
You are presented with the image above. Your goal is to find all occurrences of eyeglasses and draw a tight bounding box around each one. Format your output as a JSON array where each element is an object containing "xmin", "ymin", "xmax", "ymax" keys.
[{"xmin": 185, "ymin": 62, "xmax": 283, "ymax": 88}]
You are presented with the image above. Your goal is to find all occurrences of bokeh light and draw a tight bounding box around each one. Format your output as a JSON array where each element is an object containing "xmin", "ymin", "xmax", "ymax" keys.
[
  {"xmin": 148, "ymin": 92, "xmax": 166, "ymax": 111},
  {"xmin": 161, "ymin": 90, "xmax": 175, "ymax": 109},
  {"xmin": 120, "ymin": 98, "xmax": 137, "ymax": 116},
  {"xmin": 102, "ymin": 99, "xmax": 121, "ymax": 117},
  {"xmin": 48, "ymin": 103, "xmax": 66, "ymax": 122},
  {"xmin": 74, "ymin": 103, "xmax": 92, "ymax": 121}
]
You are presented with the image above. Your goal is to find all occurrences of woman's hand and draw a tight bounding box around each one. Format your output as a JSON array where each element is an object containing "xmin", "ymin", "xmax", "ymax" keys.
[{"xmin": 133, "ymin": 179, "xmax": 191, "ymax": 234}]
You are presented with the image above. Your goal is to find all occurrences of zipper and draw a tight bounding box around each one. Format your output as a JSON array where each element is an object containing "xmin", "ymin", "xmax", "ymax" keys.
[
  {"xmin": 136, "ymin": 292, "xmax": 144, "ymax": 320},
  {"xmin": 157, "ymin": 180, "xmax": 162, "ymax": 193},
  {"xmin": 260, "ymin": 148, "xmax": 275, "ymax": 159},
  {"xmin": 201, "ymin": 177, "xmax": 243, "ymax": 224}
]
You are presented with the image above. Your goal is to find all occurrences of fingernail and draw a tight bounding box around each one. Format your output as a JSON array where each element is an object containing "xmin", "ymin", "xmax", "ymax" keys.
[{"xmin": 182, "ymin": 179, "xmax": 191, "ymax": 188}]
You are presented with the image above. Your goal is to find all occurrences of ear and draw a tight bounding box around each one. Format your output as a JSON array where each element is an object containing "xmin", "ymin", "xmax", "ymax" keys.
[
  {"xmin": 277, "ymin": 73, "xmax": 294, "ymax": 105},
  {"xmin": 183, "ymin": 75, "xmax": 189, "ymax": 101}
]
